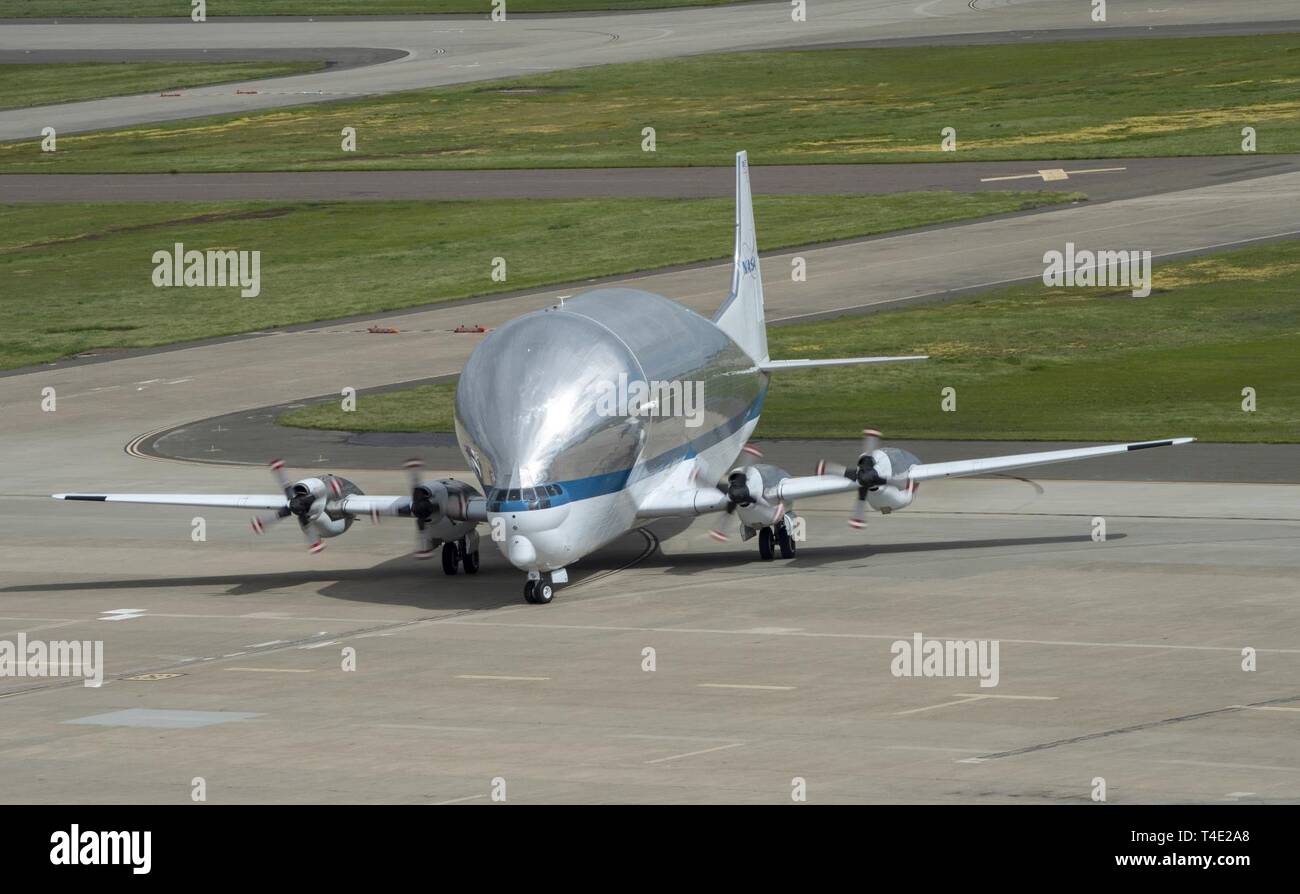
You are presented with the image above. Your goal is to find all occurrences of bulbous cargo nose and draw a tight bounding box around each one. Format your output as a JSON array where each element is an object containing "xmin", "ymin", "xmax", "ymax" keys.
[{"xmin": 506, "ymin": 534, "xmax": 536, "ymax": 567}]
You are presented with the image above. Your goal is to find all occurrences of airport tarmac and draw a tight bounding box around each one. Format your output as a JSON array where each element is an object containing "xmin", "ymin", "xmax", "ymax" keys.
[
  {"xmin": 1, "ymin": 170, "xmax": 1297, "ymax": 802},
  {"xmin": 2, "ymin": 0, "xmax": 1297, "ymax": 139},
  {"xmin": 1, "ymin": 473, "xmax": 1296, "ymax": 803}
]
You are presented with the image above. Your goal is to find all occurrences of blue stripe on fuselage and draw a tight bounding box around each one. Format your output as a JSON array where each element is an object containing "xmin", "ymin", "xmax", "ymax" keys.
[{"xmin": 487, "ymin": 386, "xmax": 766, "ymax": 512}]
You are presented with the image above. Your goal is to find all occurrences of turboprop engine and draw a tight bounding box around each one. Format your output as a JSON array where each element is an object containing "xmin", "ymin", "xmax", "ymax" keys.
[
  {"xmin": 250, "ymin": 462, "xmax": 363, "ymax": 552},
  {"xmin": 817, "ymin": 429, "xmax": 921, "ymax": 527}
]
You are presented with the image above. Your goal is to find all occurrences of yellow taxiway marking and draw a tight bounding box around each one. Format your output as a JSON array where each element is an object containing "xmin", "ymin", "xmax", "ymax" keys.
[
  {"xmin": 645, "ymin": 742, "xmax": 745, "ymax": 764},
  {"xmin": 455, "ymin": 674, "xmax": 550, "ymax": 681},
  {"xmin": 697, "ymin": 683, "xmax": 795, "ymax": 691}
]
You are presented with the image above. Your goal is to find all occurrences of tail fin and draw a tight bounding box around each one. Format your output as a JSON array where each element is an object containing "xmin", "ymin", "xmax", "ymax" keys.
[{"xmin": 713, "ymin": 151, "xmax": 768, "ymax": 363}]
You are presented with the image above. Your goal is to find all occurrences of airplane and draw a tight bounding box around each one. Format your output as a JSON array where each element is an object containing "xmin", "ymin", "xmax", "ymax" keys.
[{"xmin": 54, "ymin": 151, "xmax": 1194, "ymax": 605}]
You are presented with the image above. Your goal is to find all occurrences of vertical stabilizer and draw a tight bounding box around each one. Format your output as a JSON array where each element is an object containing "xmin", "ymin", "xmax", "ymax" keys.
[{"xmin": 712, "ymin": 151, "xmax": 768, "ymax": 363}]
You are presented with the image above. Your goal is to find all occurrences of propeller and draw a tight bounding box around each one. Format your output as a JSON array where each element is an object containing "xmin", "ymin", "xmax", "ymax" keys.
[
  {"xmin": 250, "ymin": 459, "xmax": 327, "ymax": 553},
  {"xmin": 405, "ymin": 459, "xmax": 441, "ymax": 559},
  {"xmin": 705, "ymin": 444, "xmax": 776, "ymax": 542},
  {"xmin": 816, "ymin": 428, "xmax": 888, "ymax": 530}
]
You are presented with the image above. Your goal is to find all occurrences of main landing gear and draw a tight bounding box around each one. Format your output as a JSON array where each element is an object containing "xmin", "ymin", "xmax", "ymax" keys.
[
  {"xmin": 440, "ymin": 535, "xmax": 480, "ymax": 576},
  {"xmin": 757, "ymin": 521, "xmax": 796, "ymax": 561}
]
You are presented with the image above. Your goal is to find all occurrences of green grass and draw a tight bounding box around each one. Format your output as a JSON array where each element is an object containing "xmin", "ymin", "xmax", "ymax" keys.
[
  {"xmin": 0, "ymin": 0, "xmax": 741, "ymax": 14},
  {"xmin": 279, "ymin": 241, "xmax": 1300, "ymax": 444},
  {"xmin": 5, "ymin": 36, "xmax": 1299, "ymax": 173},
  {"xmin": 0, "ymin": 61, "xmax": 326, "ymax": 111},
  {"xmin": 0, "ymin": 190, "xmax": 1075, "ymax": 370}
]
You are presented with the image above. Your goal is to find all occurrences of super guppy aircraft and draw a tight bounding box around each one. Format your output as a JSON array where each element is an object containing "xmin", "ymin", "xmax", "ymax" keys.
[{"xmin": 55, "ymin": 152, "xmax": 1194, "ymax": 604}]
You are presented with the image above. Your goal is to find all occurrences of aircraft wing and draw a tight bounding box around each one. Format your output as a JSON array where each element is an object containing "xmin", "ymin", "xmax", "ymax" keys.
[
  {"xmin": 765, "ymin": 475, "xmax": 859, "ymax": 502},
  {"xmin": 52, "ymin": 492, "xmax": 416, "ymax": 516},
  {"xmin": 53, "ymin": 493, "xmax": 292, "ymax": 510},
  {"xmin": 906, "ymin": 438, "xmax": 1195, "ymax": 482},
  {"xmin": 765, "ymin": 437, "xmax": 1195, "ymax": 500}
]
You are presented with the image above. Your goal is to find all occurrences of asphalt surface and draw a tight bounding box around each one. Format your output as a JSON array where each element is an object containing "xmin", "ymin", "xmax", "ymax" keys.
[
  {"xmin": 0, "ymin": 46, "xmax": 408, "ymax": 67},
  {"xmin": 1, "ymin": 0, "xmax": 1297, "ymax": 139},
  {"xmin": 7, "ymin": 155, "xmax": 1299, "ymax": 203}
]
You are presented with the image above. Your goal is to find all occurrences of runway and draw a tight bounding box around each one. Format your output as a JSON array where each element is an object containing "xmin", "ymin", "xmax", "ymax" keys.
[
  {"xmin": 2, "ymin": 0, "xmax": 1297, "ymax": 139},
  {"xmin": 7, "ymin": 155, "xmax": 1299, "ymax": 203}
]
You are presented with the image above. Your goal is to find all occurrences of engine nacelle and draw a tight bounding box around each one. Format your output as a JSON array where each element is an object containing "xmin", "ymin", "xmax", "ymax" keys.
[
  {"xmin": 736, "ymin": 463, "xmax": 796, "ymax": 533},
  {"xmin": 301, "ymin": 474, "xmax": 363, "ymax": 538},
  {"xmin": 866, "ymin": 482, "xmax": 915, "ymax": 513},
  {"xmin": 864, "ymin": 447, "xmax": 920, "ymax": 514},
  {"xmin": 412, "ymin": 478, "xmax": 480, "ymax": 544}
]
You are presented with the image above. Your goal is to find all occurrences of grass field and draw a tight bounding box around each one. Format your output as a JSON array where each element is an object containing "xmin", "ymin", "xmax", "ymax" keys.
[
  {"xmin": 0, "ymin": 0, "xmax": 738, "ymax": 14},
  {"xmin": 4, "ymin": 36, "xmax": 1298, "ymax": 173},
  {"xmin": 0, "ymin": 61, "xmax": 326, "ymax": 111},
  {"xmin": 279, "ymin": 240, "xmax": 1300, "ymax": 444},
  {"xmin": 0, "ymin": 190, "xmax": 1075, "ymax": 370}
]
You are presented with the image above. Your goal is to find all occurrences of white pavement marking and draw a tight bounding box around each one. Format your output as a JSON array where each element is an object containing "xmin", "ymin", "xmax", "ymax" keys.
[
  {"xmin": 1157, "ymin": 759, "xmax": 1300, "ymax": 773},
  {"xmin": 645, "ymin": 742, "xmax": 745, "ymax": 764},
  {"xmin": 99, "ymin": 608, "xmax": 146, "ymax": 621},
  {"xmin": 376, "ymin": 724, "xmax": 496, "ymax": 734},
  {"xmin": 437, "ymin": 619, "xmax": 1300, "ymax": 654},
  {"xmin": 433, "ymin": 794, "xmax": 486, "ymax": 805},
  {"xmin": 697, "ymin": 683, "xmax": 796, "ymax": 691},
  {"xmin": 455, "ymin": 674, "xmax": 550, "ymax": 681},
  {"xmin": 225, "ymin": 667, "xmax": 313, "ymax": 673},
  {"xmin": 1231, "ymin": 704, "xmax": 1300, "ymax": 713},
  {"xmin": 979, "ymin": 166, "xmax": 1126, "ymax": 182},
  {"xmin": 895, "ymin": 694, "xmax": 1058, "ymax": 716}
]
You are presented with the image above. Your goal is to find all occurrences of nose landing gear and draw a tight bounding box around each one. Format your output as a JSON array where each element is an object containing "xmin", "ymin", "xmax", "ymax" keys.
[
  {"xmin": 524, "ymin": 578, "xmax": 554, "ymax": 604},
  {"xmin": 523, "ymin": 568, "xmax": 565, "ymax": 604}
]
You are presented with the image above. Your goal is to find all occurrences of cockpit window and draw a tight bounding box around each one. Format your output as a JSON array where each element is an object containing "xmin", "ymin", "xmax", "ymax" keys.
[{"xmin": 486, "ymin": 483, "xmax": 568, "ymax": 512}]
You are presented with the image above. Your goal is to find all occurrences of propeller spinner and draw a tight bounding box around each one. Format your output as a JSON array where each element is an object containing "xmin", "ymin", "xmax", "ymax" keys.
[{"xmin": 249, "ymin": 459, "xmax": 329, "ymax": 553}]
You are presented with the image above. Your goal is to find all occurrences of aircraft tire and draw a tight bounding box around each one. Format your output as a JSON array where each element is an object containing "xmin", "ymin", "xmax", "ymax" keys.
[
  {"xmin": 758, "ymin": 527, "xmax": 775, "ymax": 561},
  {"xmin": 776, "ymin": 524, "xmax": 796, "ymax": 559}
]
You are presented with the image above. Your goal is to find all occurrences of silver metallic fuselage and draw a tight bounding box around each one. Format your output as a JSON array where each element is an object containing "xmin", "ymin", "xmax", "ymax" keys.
[{"xmin": 455, "ymin": 288, "xmax": 766, "ymax": 573}]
